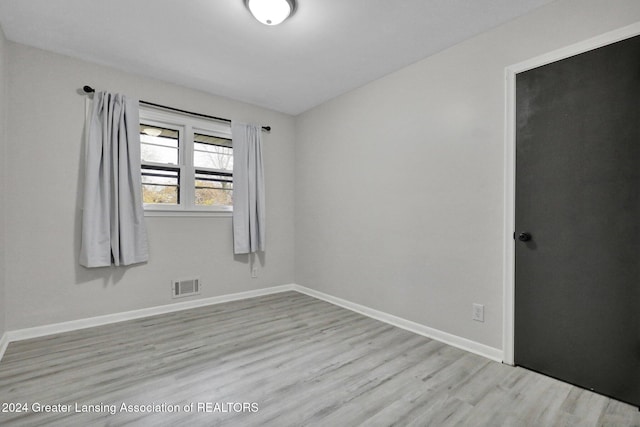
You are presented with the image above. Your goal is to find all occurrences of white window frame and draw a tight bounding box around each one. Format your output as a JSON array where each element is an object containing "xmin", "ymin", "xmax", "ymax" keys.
[{"xmin": 140, "ymin": 107, "xmax": 233, "ymax": 217}]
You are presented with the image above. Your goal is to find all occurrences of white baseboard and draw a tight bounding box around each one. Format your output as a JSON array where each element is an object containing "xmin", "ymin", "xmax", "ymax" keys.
[
  {"xmin": 5, "ymin": 284, "xmax": 295, "ymax": 344},
  {"xmin": 0, "ymin": 332, "xmax": 9, "ymax": 363},
  {"xmin": 292, "ymin": 284, "xmax": 504, "ymax": 363},
  {"xmin": 0, "ymin": 283, "xmax": 503, "ymax": 365}
]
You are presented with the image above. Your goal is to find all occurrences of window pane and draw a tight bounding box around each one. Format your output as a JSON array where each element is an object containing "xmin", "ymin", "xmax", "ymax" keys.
[
  {"xmin": 142, "ymin": 167, "xmax": 179, "ymax": 204},
  {"xmin": 193, "ymin": 134, "xmax": 233, "ymax": 171},
  {"xmin": 141, "ymin": 144, "xmax": 179, "ymax": 165},
  {"xmin": 140, "ymin": 125, "xmax": 178, "ymax": 143},
  {"xmin": 194, "ymin": 133, "xmax": 231, "ymax": 147},
  {"xmin": 195, "ymin": 170, "xmax": 232, "ymax": 206},
  {"xmin": 140, "ymin": 125, "xmax": 179, "ymax": 165}
]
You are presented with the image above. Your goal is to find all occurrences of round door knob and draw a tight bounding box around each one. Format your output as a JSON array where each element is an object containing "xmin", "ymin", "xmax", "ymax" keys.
[{"xmin": 518, "ymin": 232, "xmax": 532, "ymax": 242}]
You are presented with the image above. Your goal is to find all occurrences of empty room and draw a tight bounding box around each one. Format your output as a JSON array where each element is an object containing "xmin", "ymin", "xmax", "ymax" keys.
[{"xmin": 0, "ymin": 0, "xmax": 639, "ymax": 425}]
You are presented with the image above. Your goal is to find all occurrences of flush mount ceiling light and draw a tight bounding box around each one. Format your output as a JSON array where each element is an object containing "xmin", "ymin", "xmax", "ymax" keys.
[{"xmin": 245, "ymin": 0, "xmax": 296, "ymax": 26}]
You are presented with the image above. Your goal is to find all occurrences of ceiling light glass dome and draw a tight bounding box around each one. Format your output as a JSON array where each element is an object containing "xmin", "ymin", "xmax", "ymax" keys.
[{"xmin": 245, "ymin": 0, "xmax": 296, "ymax": 26}]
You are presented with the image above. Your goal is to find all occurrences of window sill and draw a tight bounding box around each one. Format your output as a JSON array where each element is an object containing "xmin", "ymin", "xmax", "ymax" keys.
[{"xmin": 144, "ymin": 208, "xmax": 232, "ymax": 218}]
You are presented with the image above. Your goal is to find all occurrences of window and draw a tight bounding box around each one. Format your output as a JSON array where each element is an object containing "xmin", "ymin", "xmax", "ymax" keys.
[
  {"xmin": 193, "ymin": 133, "xmax": 233, "ymax": 206},
  {"xmin": 141, "ymin": 125, "xmax": 180, "ymax": 204},
  {"xmin": 139, "ymin": 108, "xmax": 233, "ymax": 215}
]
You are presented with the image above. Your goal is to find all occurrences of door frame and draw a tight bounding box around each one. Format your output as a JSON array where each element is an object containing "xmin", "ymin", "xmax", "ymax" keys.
[{"xmin": 502, "ymin": 22, "xmax": 640, "ymax": 366}]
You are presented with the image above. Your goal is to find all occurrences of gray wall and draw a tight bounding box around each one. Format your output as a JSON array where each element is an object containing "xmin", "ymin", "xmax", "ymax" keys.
[
  {"xmin": 0, "ymin": 24, "xmax": 6, "ymax": 337},
  {"xmin": 4, "ymin": 43, "xmax": 295, "ymax": 330},
  {"xmin": 294, "ymin": 0, "xmax": 640, "ymax": 350}
]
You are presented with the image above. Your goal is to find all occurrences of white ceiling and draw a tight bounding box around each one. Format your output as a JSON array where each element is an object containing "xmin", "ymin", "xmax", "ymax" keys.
[{"xmin": 0, "ymin": 0, "xmax": 554, "ymax": 115}]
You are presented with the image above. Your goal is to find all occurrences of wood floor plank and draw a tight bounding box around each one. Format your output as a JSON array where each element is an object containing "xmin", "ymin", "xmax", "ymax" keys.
[{"xmin": 0, "ymin": 291, "xmax": 638, "ymax": 426}]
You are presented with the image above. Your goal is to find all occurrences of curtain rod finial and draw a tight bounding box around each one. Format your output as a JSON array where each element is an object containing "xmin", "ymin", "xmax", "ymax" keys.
[{"xmin": 83, "ymin": 85, "xmax": 95, "ymax": 93}]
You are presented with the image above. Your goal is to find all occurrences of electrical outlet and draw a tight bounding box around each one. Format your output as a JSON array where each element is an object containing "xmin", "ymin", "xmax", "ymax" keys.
[
  {"xmin": 251, "ymin": 266, "xmax": 258, "ymax": 278},
  {"xmin": 472, "ymin": 303, "xmax": 484, "ymax": 322}
]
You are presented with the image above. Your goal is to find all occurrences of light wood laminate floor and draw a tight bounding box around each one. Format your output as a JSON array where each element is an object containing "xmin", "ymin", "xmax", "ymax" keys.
[{"xmin": 0, "ymin": 291, "xmax": 638, "ymax": 426}]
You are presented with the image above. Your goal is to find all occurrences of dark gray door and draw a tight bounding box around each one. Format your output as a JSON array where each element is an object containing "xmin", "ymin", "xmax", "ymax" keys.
[{"xmin": 514, "ymin": 35, "xmax": 640, "ymax": 407}]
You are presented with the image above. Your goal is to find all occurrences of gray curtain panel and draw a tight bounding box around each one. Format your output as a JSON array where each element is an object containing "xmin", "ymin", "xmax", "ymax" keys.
[
  {"xmin": 79, "ymin": 92, "xmax": 149, "ymax": 267},
  {"xmin": 232, "ymin": 122, "xmax": 265, "ymax": 254}
]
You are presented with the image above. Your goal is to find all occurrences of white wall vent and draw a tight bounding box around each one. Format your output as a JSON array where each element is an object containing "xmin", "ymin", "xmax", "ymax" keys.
[{"xmin": 172, "ymin": 278, "xmax": 200, "ymax": 298}]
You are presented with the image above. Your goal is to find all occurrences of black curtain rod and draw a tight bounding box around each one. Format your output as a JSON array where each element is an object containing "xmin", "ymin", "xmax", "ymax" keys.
[{"xmin": 82, "ymin": 86, "xmax": 271, "ymax": 132}]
